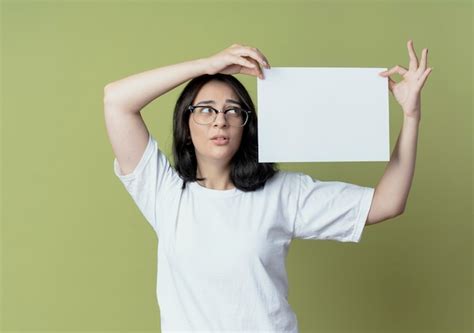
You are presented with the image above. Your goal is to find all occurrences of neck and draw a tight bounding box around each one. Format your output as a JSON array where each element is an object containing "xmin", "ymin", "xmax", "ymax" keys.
[{"xmin": 196, "ymin": 163, "xmax": 234, "ymax": 190}]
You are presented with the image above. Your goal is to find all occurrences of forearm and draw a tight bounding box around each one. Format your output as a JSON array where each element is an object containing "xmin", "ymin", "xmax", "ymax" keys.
[
  {"xmin": 104, "ymin": 58, "xmax": 210, "ymax": 113},
  {"xmin": 376, "ymin": 114, "xmax": 421, "ymax": 215}
]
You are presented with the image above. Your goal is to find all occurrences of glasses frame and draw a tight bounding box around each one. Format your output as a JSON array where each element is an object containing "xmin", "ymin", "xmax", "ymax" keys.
[{"xmin": 187, "ymin": 105, "xmax": 252, "ymax": 127}]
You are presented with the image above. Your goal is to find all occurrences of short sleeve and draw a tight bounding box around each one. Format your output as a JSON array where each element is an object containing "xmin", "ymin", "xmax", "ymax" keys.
[
  {"xmin": 293, "ymin": 173, "xmax": 375, "ymax": 243},
  {"xmin": 113, "ymin": 133, "xmax": 178, "ymax": 237}
]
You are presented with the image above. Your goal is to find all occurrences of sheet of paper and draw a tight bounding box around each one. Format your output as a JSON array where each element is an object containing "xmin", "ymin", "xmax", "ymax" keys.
[{"xmin": 257, "ymin": 67, "xmax": 390, "ymax": 162}]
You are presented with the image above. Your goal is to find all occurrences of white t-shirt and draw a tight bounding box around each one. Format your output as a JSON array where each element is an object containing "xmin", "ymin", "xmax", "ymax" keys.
[{"xmin": 113, "ymin": 133, "xmax": 375, "ymax": 332}]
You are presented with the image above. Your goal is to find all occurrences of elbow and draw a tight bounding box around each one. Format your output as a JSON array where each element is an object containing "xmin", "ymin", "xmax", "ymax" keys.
[
  {"xmin": 393, "ymin": 205, "xmax": 405, "ymax": 217},
  {"xmin": 103, "ymin": 83, "xmax": 113, "ymax": 95},
  {"xmin": 391, "ymin": 198, "xmax": 407, "ymax": 217},
  {"xmin": 103, "ymin": 84, "xmax": 118, "ymax": 106}
]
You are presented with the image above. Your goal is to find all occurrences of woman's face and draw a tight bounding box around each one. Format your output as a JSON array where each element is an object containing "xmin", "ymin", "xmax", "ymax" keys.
[{"xmin": 188, "ymin": 80, "xmax": 244, "ymax": 166}]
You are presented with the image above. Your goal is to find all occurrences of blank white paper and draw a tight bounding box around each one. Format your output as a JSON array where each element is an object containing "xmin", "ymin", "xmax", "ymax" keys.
[{"xmin": 257, "ymin": 67, "xmax": 390, "ymax": 162}]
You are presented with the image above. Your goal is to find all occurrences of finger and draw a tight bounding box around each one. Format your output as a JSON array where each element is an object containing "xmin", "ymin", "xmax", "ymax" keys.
[
  {"xmin": 407, "ymin": 39, "xmax": 419, "ymax": 71},
  {"xmin": 238, "ymin": 57, "xmax": 262, "ymax": 78},
  {"xmin": 243, "ymin": 46, "xmax": 271, "ymax": 68},
  {"xmin": 247, "ymin": 57, "xmax": 264, "ymax": 79},
  {"xmin": 232, "ymin": 54, "xmax": 257, "ymax": 70},
  {"xmin": 379, "ymin": 65, "xmax": 408, "ymax": 77},
  {"xmin": 252, "ymin": 47, "xmax": 271, "ymax": 68},
  {"xmin": 417, "ymin": 48, "xmax": 428, "ymax": 75},
  {"xmin": 232, "ymin": 46, "xmax": 270, "ymax": 68},
  {"xmin": 387, "ymin": 76, "xmax": 396, "ymax": 92},
  {"xmin": 417, "ymin": 67, "xmax": 433, "ymax": 90}
]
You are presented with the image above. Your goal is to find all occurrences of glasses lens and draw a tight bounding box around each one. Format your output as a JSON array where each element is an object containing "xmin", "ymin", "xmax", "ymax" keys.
[
  {"xmin": 192, "ymin": 106, "xmax": 247, "ymax": 127},
  {"xmin": 193, "ymin": 106, "xmax": 215, "ymax": 124},
  {"xmin": 226, "ymin": 108, "xmax": 245, "ymax": 127}
]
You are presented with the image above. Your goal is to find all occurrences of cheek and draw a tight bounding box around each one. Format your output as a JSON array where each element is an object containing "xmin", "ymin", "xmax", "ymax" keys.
[
  {"xmin": 190, "ymin": 127, "xmax": 209, "ymax": 148},
  {"xmin": 227, "ymin": 135, "xmax": 242, "ymax": 152},
  {"xmin": 188, "ymin": 121, "xmax": 201, "ymax": 140}
]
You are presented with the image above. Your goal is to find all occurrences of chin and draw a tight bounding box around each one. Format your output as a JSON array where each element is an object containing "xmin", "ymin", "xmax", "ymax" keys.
[
  {"xmin": 211, "ymin": 151, "xmax": 235, "ymax": 160},
  {"xmin": 208, "ymin": 147, "xmax": 237, "ymax": 159}
]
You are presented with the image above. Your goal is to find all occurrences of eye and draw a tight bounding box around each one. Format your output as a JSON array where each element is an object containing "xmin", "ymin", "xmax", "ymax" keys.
[
  {"xmin": 225, "ymin": 108, "xmax": 241, "ymax": 115},
  {"xmin": 199, "ymin": 107, "xmax": 213, "ymax": 113}
]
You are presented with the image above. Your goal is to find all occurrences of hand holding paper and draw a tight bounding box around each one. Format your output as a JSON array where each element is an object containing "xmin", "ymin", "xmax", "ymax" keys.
[
  {"xmin": 204, "ymin": 43, "xmax": 271, "ymax": 79},
  {"xmin": 254, "ymin": 39, "xmax": 431, "ymax": 223},
  {"xmin": 378, "ymin": 39, "xmax": 432, "ymax": 119}
]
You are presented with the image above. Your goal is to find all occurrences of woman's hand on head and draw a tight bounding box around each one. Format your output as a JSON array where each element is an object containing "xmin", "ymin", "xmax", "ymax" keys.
[{"xmin": 204, "ymin": 44, "xmax": 271, "ymax": 79}]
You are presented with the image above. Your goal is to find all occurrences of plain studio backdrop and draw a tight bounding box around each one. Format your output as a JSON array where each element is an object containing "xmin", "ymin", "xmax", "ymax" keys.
[{"xmin": 1, "ymin": 0, "xmax": 472, "ymax": 332}]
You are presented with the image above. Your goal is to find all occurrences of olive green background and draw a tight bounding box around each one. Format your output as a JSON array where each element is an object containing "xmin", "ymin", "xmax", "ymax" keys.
[{"xmin": 1, "ymin": 0, "xmax": 472, "ymax": 332}]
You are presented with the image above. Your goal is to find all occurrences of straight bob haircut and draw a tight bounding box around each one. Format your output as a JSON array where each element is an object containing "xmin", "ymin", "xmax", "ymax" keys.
[{"xmin": 172, "ymin": 73, "xmax": 279, "ymax": 192}]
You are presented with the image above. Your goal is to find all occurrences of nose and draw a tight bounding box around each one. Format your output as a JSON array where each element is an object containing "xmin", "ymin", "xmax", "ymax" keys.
[{"xmin": 213, "ymin": 111, "xmax": 228, "ymax": 127}]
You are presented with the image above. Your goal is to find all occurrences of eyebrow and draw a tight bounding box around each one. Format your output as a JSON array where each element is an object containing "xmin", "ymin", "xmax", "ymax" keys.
[{"xmin": 195, "ymin": 99, "xmax": 242, "ymax": 106}]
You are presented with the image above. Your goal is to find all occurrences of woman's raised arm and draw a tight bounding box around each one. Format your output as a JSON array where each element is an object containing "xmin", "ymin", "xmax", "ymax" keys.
[{"xmin": 103, "ymin": 44, "xmax": 270, "ymax": 175}]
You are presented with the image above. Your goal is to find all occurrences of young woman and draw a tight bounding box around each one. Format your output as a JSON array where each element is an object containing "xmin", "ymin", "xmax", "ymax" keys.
[{"xmin": 104, "ymin": 41, "xmax": 431, "ymax": 332}]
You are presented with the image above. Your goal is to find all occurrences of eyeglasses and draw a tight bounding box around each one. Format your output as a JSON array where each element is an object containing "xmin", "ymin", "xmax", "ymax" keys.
[{"xmin": 187, "ymin": 105, "xmax": 252, "ymax": 127}]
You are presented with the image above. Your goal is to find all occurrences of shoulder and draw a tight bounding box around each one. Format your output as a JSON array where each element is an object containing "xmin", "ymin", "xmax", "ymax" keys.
[
  {"xmin": 275, "ymin": 170, "xmax": 306, "ymax": 183},
  {"xmin": 264, "ymin": 170, "xmax": 303, "ymax": 193}
]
